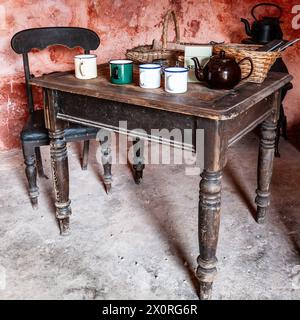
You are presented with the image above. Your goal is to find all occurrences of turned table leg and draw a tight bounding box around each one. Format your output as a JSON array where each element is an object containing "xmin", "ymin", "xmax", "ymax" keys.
[
  {"xmin": 100, "ymin": 133, "xmax": 112, "ymax": 194},
  {"xmin": 49, "ymin": 128, "xmax": 72, "ymax": 235},
  {"xmin": 44, "ymin": 89, "xmax": 71, "ymax": 235},
  {"xmin": 255, "ymin": 117, "xmax": 277, "ymax": 224},
  {"xmin": 197, "ymin": 170, "xmax": 222, "ymax": 300},
  {"xmin": 196, "ymin": 120, "xmax": 227, "ymax": 300},
  {"xmin": 255, "ymin": 92, "xmax": 280, "ymax": 224},
  {"xmin": 133, "ymin": 137, "xmax": 145, "ymax": 184}
]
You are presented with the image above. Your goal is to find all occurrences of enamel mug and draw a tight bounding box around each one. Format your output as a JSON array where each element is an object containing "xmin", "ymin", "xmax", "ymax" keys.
[
  {"xmin": 164, "ymin": 67, "xmax": 189, "ymax": 94},
  {"xmin": 110, "ymin": 60, "xmax": 133, "ymax": 84},
  {"xmin": 139, "ymin": 64, "xmax": 161, "ymax": 89},
  {"xmin": 74, "ymin": 54, "xmax": 97, "ymax": 80}
]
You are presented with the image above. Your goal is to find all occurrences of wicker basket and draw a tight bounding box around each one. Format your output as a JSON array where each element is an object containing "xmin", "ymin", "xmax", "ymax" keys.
[
  {"xmin": 126, "ymin": 10, "xmax": 183, "ymax": 65},
  {"xmin": 213, "ymin": 44, "xmax": 281, "ymax": 83}
]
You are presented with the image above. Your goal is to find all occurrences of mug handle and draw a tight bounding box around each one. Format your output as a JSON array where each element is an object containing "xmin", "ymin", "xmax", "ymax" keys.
[
  {"xmin": 238, "ymin": 57, "xmax": 254, "ymax": 81},
  {"xmin": 113, "ymin": 66, "xmax": 119, "ymax": 80},
  {"xmin": 79, "ymin": 61, "xmax": 85, "ymax": 77},
  {"xmin": 140, "ymin": 71, "xmax": 145, "ymax": 87},
  {"xmin": 167, "ymin": 75, "xmax": 176, "ymax": 91}
]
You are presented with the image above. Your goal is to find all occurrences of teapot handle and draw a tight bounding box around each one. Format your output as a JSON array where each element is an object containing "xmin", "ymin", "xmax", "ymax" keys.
[
  {"xmin": 238, "ymin": 57, "xmax": 254, "ymax": 81},
  {"xmin": 251, "ymin": 3, "xmax": 282, "ymax": 21}
]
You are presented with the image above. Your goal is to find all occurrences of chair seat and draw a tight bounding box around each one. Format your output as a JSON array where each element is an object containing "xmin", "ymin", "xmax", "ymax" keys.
[{"xmin": 21, "ymin": 110, "xmax": 98, "ymax": 143}]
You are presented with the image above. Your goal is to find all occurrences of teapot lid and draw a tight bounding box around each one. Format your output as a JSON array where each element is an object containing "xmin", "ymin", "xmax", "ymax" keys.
[{"xmin": 214, "ymin": 50, "xmax": 235, "ymax": 62}]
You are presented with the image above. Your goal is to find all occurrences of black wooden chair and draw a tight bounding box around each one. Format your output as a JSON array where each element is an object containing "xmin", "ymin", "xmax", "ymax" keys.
[{"xmin": 11, "ymin": 27, "xmax": 100, "ymax": 209}]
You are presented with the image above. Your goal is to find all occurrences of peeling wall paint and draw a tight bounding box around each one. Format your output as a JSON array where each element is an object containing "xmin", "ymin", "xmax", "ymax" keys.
[{"xmin": 0, "ymin": 0, "xmax": 299, "ymax": 150}]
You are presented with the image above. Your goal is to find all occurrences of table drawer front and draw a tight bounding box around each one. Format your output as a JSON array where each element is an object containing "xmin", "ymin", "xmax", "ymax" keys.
[{"xmin": 57, "ymin": 91, "xmax": 196, "ymax": 148}]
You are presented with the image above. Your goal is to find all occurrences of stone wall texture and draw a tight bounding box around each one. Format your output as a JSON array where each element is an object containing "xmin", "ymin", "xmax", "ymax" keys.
[{"xmin": 0, "ymin": 0, "xmax": 299, "ymax": 150}]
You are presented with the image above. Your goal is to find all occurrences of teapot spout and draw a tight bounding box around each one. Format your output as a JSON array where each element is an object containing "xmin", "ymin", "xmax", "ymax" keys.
[
  {"xmin": 191, "ymin": 57, "xmax": 204, "ymax": 82},
  {"xmin": 240, "ymin": 18, "xmax": 252, "ymax": 37}
]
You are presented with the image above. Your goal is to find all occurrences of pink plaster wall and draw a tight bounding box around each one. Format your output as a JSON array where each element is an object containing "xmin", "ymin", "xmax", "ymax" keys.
[{"xmin": 0, "ymin": 0, "xmax": 299, "ymax": 150}]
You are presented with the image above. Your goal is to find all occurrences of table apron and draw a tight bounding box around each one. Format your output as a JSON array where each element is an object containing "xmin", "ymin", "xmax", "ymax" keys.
[
  {"xmin": 55, "ymin": 90, "xmax": 277, "ymax": 151},
  {"xmin": 57, "ymin": 91, "xmax": 198, "ymax": 151},
  {"xmin": 225, "ymin": 96, "xmax": 274, "ymax": 147}
]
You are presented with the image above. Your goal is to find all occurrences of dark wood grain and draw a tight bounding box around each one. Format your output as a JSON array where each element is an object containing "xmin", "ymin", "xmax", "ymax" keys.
[
  {"xmin": 45, "ymin": 90, "xmax": 72, "ymax": 235},
  {"xmin": 255, "ymin": 91, "xmax": 280, "ymax": 223},
  {"xmin": 195, "ymin": 116, "xmax": 228, "ymax": 300},
  {"xmin": 30, "ymin": 65, "xmax": 292, "ymax": 120}
]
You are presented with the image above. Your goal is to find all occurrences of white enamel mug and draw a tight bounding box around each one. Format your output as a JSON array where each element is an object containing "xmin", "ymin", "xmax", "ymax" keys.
[
  {"xmin": 164, "ymin": 67, "xmax": 189, "ymax": 94},
  {"xmin": 74, "ymin": 54, "xmax": 97, "ymax": 80},
  {"xmin": 139, "ymin": 64, "xmax": 161, "ymax": 89}
]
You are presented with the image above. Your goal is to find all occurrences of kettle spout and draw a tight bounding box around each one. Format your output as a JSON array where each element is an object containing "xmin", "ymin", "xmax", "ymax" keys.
[
  {"xmin": 240, "ymin": 18, "xmax": 252, "ymax": 37},
  {"xmin": 191, "ymin": 57, "xmax": 204, "ymax": 82}
]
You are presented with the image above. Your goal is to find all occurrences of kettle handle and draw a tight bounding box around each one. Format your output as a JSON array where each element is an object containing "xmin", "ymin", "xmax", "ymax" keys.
[
  {"xmin": 238, "ymin": 57, "xmax": 254, "ymax": 81},
  {"xmin": 251, "ymin": 3, "xmax": 282, "ymax": 21}
]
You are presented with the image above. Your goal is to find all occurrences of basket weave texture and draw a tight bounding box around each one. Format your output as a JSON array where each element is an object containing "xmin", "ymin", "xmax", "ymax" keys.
[
  {"xmin": 126, "ymin": 10, "xmax": 183, "ymax": 65},
  {"xmin": 214, "ymin": 44, "xmax": 281, "ymax": 83}
]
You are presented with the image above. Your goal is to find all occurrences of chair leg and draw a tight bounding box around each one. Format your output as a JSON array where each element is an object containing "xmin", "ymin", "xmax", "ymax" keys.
[
  {"xmin": 81, "ymin": 140, "xmax": 90, "ymax": 171},
  {"xmin": 133, "ymin": 137, "xmax": 145, "ymax": 185},
  {"xmin": 35, "ymin": 147, "xmax": 48, "ymax": 179},
  {"xmin": 23, "ymin": 145, "xmax": 39, "ymax": 209}
]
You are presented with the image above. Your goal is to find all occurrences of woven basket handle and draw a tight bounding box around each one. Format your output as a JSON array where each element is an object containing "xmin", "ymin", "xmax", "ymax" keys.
[{"xmin": 162, "ymin": 10, "xmax": 180, "ymax": 50}]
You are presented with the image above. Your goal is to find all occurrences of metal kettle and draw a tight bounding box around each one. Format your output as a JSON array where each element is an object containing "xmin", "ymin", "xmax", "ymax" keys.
[
  {"xmin": 192, "ymin": 51, "xmax": 254, "ymax": 90},
  {"xmin": 241, "ymin": 3, "xmax": 283, "ymax": 44}
]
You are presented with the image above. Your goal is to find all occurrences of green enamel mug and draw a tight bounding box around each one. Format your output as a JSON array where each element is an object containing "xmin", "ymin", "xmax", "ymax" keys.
[{"xmin": 110, "ymin": 60, "xmax": 133, "ymax": 84}]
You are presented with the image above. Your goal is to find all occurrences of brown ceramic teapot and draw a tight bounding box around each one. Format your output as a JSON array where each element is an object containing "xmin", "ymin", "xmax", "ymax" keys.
[{"xmin": 192, "ymin": 51, "xmax": 254, "ymax": 90}]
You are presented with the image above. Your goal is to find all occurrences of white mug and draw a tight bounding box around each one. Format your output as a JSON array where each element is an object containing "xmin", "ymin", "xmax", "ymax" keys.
[
  {"xmin": 139, "ymin": 64, "xmax": 161, "ymax": 89},
  {"xmin": 164, "ymin": 67, "xmax": 189, "ymax": 93},
  {"xmin": 74, "ymin": 54, "xmax": 97, "ymax": 80}
]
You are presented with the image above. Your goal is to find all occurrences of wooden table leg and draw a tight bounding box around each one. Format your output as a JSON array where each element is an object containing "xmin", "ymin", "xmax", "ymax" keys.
[
  {"xmin": 196, "ymin": 120, "xmax": 227, "ymax": 300},
  {"xmin": 49, "ymin": 128, "xmax": 72, "ymax": 235},
  {"xmin": 44, "ymin": 89, "xmax": 72, "ymax": 235},
  {"xmin": 100, "ymin": 132, "xmax": 112, "ymax": 194},
  {"xmin": 255, "ymin": 92, "xmax": 280, "ymax": 224},
  {"xmin": 197, "ymin": 170, "xmax": 222, "ymax": 300},
  {"xmin": 133, "ymin": 137, "xmax": 145, "ymax": 185}
]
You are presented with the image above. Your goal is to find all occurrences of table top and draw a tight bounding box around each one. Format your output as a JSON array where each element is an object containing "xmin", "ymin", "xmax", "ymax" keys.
[{"xmin": 30, "ymin": 64, "xmax": 292, "ymax": 120}]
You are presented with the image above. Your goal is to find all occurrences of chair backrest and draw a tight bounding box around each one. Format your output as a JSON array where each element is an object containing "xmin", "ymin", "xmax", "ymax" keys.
[{"xmin": 11, "ymin": 27, "xmax": 100, "ymax": 113}]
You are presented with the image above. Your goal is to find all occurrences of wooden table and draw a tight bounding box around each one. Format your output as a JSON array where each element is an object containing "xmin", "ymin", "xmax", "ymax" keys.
[{"xmin": 30, "ymin": 65, "xmax": 292, "ymax": 300}]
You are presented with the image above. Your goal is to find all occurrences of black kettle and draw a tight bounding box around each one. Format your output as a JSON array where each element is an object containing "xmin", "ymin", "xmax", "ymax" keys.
[{"xmin": 241, "ymin": 3, "xmax": 283, "ymax": 44}]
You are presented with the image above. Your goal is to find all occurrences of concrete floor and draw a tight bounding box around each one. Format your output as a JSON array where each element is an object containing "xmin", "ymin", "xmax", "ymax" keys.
[{"xmin": 0, "ymin": 133, "xmax": 299, "ymax": 300}]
